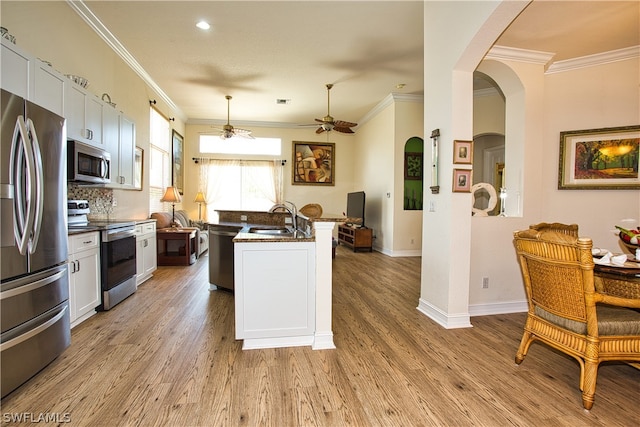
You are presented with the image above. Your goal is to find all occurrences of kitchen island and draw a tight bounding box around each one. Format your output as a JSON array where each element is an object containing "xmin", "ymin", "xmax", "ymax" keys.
[{"xmin": 212, "ymin": 210, "xmax": 350, "ymax": 350}]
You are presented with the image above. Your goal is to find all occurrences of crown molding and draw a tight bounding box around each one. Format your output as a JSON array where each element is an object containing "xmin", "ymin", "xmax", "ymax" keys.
[
  {"xmin": 66, "ymin": 1, "xmax": 186, "ymax": 122},
  {"xmin": 358, "ymin": 93, "xmax": 423, "ymax": 127},
  {"xmin": 485, "ymin": 44, "xmax": 640, "ymax": 74},
  {"xmin": 545, "ymin": 45, "xmax": 640, "ymax": 74},
  {"xmin": 485, "ymin": 45, "xmax": 555, "ymax": 65}
]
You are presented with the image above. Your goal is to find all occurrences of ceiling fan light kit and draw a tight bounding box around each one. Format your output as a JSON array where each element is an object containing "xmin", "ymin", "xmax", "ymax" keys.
[
  {"xmin": 309, "ymin": 84, "xmax": 357, "ymax": 134},
  {"xmin": 217, "ymin": 95, "xmax": 253, "ymax": 140}
]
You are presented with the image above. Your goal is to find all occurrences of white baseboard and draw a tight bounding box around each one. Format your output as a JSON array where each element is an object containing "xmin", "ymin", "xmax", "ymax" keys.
[
  {"xmin": 468, "ymin": 300, "xmax": 528, "ymax": 317},
  {"xmin": 416, "ymin": 299, "xmax": 473, "ymax": 329}
]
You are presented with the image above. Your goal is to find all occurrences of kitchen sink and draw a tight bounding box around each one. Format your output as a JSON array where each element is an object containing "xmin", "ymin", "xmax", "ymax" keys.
[{"xmin": 248, "ymin": 227, "xmax": 293, "ymax": 235}]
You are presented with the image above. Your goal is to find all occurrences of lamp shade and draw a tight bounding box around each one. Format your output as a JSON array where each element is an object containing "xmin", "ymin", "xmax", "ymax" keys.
[
  {"xmin": 160, "ymin": 186, "xmax": 182, "ymax": 203},
  {"xmin": 194, "ymin": 191, "xmax": 206, "ymax": 203}
]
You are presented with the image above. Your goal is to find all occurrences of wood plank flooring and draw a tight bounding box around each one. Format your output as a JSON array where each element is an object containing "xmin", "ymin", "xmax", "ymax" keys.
[{"xmin": 2, "ymin": 246, "xmax": 639, "ymax": 426}]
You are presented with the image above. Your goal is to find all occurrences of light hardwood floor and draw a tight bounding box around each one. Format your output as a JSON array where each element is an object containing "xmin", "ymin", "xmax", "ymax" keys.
[{"xmin": 2, "ymin": 246, "xmax": 639, "ymax": 426}]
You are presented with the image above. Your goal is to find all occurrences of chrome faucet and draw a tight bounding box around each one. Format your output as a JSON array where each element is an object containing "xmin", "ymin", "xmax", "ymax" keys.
[{"xmin": 269, "ymin": 201, "xmax": 297, "ymax": 231}]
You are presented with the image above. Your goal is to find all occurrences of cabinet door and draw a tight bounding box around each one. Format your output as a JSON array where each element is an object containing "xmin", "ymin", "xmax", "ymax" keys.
[
  {"xmin": 103, "ymin": 106, "xmax": 120, "ymax": 184},
  {"xmin": 32, "ymin": 60, "xmax": 65, "ymax": 116},
  {"xmin": 136, "ymin": 237, "xmax": 145, "ymax": 283},
  {"xmin": 118, "ymin": 115, "xmax": 136, "ymax": 188},
  {"xmin": 0, "ymin": 40, "xmax": 31, "ymax": 99},
  {"xmin": 84, "ymin": 96, "xmax": 103, "ymax": 146},
  {"xmin": 143, "ymin": 234, "xmax": 157, "ymax": 276},
  {"xmin": 73, "ymin": 248, "xmax": 101, "ymax": 318},
  {"xmin": 65, "ymin": 85, "xmax": 86, "ymax": 141}
]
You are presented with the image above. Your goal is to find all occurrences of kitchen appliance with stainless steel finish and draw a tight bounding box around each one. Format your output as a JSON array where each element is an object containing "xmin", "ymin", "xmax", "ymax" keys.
[
  {"xmin": 67, "ymin": 140, "xmax": 111, "ymax": 184},
  {"xmin": 209, "ymin": 225, "xmax": 242, "ymax": 291},
  {"xmin": 1, "ymin": 89, "xmax": 70, "ymax": 398},
  {"xmin": 67, "ymin": 200, "xmax": 137, "ymax": 311}
]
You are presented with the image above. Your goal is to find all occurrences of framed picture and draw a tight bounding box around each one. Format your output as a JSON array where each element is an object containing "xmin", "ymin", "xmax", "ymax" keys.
[
  {"xmin": 404, "ymin": 152, "xmax": 423, "ymax": 180},
  {"xmin": 171, "ymin": 130, "xmax": 184, "ymax": 194},
  {"xmin": 134, "ymin": 146, "xmax": 143, "ymax": 190},
  {"xmin": 453, "ymin": 168, "xmax": 472, "ymax": 193},
  {"xmin": 292, "ymin": 141, "xmax": 335, "ymax": 185},
  {"xmin": 453, "ymin": 140, "xmax": 473, "ymax": 164},
  {"xmin": 558, "ymin": 125, "xmax": 640, "ymax": 190}
]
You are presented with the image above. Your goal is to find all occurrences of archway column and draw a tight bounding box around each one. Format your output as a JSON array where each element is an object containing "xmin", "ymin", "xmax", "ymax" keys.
[{"xmin": 418, "ymin": 0, "xmax": 529, "ymax": 328}]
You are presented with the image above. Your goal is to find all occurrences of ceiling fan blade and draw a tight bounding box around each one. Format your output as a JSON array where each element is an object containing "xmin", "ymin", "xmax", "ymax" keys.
[
  {"xmin": 315, "ymin": 127, "xmax": 326, "ymax": 134},
  {"xmin": 333, "ymin": 126, "xmax": 355, "ymax": 134},
  {"xmin": 314, "ymin": 118, "xmax": 330, "ymax": 124},
  {"xmin": 334, "ymin": 120, "xmax": 357, "ymax": 128}
]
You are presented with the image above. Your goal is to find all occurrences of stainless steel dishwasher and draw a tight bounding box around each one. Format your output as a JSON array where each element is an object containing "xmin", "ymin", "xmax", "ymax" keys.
[{"xmin": 209, "ymin": 225, "xmax": 241, "ymax": 291}]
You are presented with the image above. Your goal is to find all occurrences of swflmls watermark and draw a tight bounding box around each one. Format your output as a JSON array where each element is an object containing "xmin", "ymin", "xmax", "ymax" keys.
[{"xmin": 2, "ymin": 412, "xmax": 71, "ymax": 423}]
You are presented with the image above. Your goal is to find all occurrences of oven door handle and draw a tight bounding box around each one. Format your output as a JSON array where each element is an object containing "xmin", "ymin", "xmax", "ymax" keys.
[{"xmin": 102, "ymin": 228, "xmax": 135, "ymax": 242}]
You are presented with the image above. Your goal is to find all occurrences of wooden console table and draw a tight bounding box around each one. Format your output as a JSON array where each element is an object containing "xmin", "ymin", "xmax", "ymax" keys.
[
  {"xmin": 157, "ymin": 229, "xmax": 197, "ymax": 266},
  {"xmin": 338, "ymin": 224, "xmax": 373, "ymax": 252}
]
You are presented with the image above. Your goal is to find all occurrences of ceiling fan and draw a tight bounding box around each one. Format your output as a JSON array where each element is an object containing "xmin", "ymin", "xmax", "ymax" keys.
[
  {"xmin": 216, "ymin": 95, "xmax": 253, "ymax": 139},
  {"xmin": 312, "ymin": 84, "xmax": 357, "ymax": 134}
]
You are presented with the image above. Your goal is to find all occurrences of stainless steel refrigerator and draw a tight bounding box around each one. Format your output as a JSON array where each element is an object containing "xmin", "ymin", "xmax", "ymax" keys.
[{"xmin": 1, "ymin": 89, "xmax": 70, "ymax": 398}]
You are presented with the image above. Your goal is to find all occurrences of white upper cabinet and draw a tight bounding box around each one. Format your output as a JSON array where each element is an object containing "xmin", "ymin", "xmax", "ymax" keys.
[
  {"xmin": 118, "ymin": 114, "xmax": 136, "ymax": 189},
  {"xmin": 65, "ymin": 84, "xmax": 104, "ymax": 147},
  {"xmin": 1, "ymin": 40, "xmax": 31, "ymax": 99},
  {"xmin": 104, "ymin": 108, "xmax": 136, "ymax": 189},
  {"xmin": 1, "ymin": 39, "xmax": 65, "ymax": 116}
]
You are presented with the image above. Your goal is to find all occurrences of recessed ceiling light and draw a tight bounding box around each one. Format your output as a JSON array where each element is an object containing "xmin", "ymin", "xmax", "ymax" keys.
[{"xmin": 196, "ymin": 21, "xmax": 210, "ymax": 30}]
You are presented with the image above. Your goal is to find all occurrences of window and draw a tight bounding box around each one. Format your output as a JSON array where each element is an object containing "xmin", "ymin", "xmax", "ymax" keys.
[
  {"xmin": 200, "ymin": 135, "xmax": 281, "ymax": 155},
  {"xmin": 197, "ymin": 135, "xmax": 283, "ymax": 221},
  {"xmin": 149, "ymin": 107, "xmax": 171, "ymax": 214}
]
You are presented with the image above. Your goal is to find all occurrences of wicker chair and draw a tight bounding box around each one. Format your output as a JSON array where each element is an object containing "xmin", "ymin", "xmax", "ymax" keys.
[
  {"xmin": 513, "ymin": 228, "xmax": 640, "ymax": 410},
  {"xmin": 529, "ymin": 222, "xmax": 579, "ymax": 237}
]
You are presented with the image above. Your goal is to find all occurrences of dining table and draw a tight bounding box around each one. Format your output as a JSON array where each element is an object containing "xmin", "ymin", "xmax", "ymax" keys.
[{"xmin": 593, "ymin": 257, "xmax": 640, "ymax": 300}]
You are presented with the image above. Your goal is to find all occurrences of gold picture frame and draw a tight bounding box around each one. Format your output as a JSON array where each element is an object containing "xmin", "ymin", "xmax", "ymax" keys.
[
  {"xmin": 171, "ymin": 130, "xmax": 184, "ymax": 194},
  {"xmin": 453, "ymin": 168, "xmax": 472, "ymax": 193},
  {"xmin": 292, "ymin": 141, "xmax": 335, "ymax": 185},
  {"xmin": 453, "ymin": 140, "xmax": 473, "ymax": 164},
  {"xmin": 134, "ymin": 146, "xmax": 143, "ymax": 190},
  {"xmin": 558, "ymin": 125, "xmax": 639, "ymax": 190}
]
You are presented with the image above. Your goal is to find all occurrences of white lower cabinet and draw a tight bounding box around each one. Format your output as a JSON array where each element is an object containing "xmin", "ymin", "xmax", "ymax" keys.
[
  {"xmin": 234, "ymin": 241, "xmax": 316, "ymax": 349},
  {"xmin": 136, "ymin": 222, "xmax": 157, "ymax": 285},
  {"xmin": 68, "ymin": 232, "xmax": 101, "ymax": 328}
]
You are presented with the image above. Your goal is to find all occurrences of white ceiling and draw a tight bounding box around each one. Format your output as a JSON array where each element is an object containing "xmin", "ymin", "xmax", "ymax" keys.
[{"xmin": 77, "ymin": 0, "xmax": 638, "ymax": 128}]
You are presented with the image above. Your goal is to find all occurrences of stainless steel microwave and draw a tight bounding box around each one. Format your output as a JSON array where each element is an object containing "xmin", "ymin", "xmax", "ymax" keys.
[{"xmin": 67, "ymin": 140, "xmax": 111, "ymax": 184}]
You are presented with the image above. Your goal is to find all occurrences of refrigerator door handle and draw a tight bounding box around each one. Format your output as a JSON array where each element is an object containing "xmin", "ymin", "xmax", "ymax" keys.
[
  {"xmin": 25, "ymin": 118, "xmax": 44, "ymax": 254},
  {"xmin": 9, "ymin": 116, "xmax": 36, "ymax": 255},
  {"xmin": 0, "ymin": 268, "xmax": 66, "ymax": 300}
]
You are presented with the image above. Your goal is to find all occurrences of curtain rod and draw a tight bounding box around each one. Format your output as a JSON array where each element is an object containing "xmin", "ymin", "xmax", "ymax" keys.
[
  {"xmin": 192, "ymin": 157, "xmax": 287, "ymax": 165},
  {"xmin": 149, "ymin": 100, "xmax": 175, "ymax": 122}
]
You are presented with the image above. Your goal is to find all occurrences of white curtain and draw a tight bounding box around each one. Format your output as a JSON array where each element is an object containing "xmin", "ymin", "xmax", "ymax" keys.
[{"xmin": 197, "ymin": 159, "xmax": 283, "ymax": 221}]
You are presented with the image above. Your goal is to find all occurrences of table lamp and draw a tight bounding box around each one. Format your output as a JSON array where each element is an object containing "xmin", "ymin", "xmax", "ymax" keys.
[
  {"xmin": 160, "ymin": 186, "xmax": 182, "ymax": 227},
  {"xmin": 194, "ymin": 191, "xmax": 206, "ymax": 220}
]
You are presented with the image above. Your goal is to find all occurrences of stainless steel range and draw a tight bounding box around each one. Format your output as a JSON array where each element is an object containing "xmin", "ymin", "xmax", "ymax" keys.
[{"xmin": 68, "ymin": 200, "xmax": 137, "ymax": 310}]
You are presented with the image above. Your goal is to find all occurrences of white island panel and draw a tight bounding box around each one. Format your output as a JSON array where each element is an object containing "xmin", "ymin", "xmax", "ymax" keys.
[{"xmin": 235, "ymin": 241, "xmax": 316, "ymax": 349}]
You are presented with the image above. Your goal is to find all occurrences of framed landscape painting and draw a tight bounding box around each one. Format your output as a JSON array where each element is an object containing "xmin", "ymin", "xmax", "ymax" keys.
[
  {"xmin": 292, "ymin": 142, "xmax": 335, "ymax": 185},
  {"xmin": 558, "ymin": 125, "xmax": 640, "ymax": 190}
]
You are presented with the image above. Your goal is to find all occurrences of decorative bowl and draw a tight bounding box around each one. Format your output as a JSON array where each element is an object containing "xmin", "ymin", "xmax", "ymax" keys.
[
  {"xmin": 618, "ymin": 233, "xmax": 639, "ymax": 253},
  {"xmin": 65, "ymin": 74, "xmax": 89, "ymax": 88}
]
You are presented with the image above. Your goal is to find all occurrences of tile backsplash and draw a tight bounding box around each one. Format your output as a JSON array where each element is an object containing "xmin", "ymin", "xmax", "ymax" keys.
[{"xmin": 67, "ymin": 185, "xmax": 116, "ymax": 220}]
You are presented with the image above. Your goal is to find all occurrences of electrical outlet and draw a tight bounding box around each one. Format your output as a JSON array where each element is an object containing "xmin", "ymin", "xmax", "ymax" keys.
[
  {"xmin": 482, "ymin": 277, "xmax": 489, "ymax": 289},
  {"xmin": 112, "ymin": 198, "xmax": 117, "ymax": 207},
  {"xmin": 240, "ymin": 215, "xmax": 247, "ymax": 222},
  {"xmin": 429, "ymin": 201, "xmax": 435, "ymax": 212}
]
